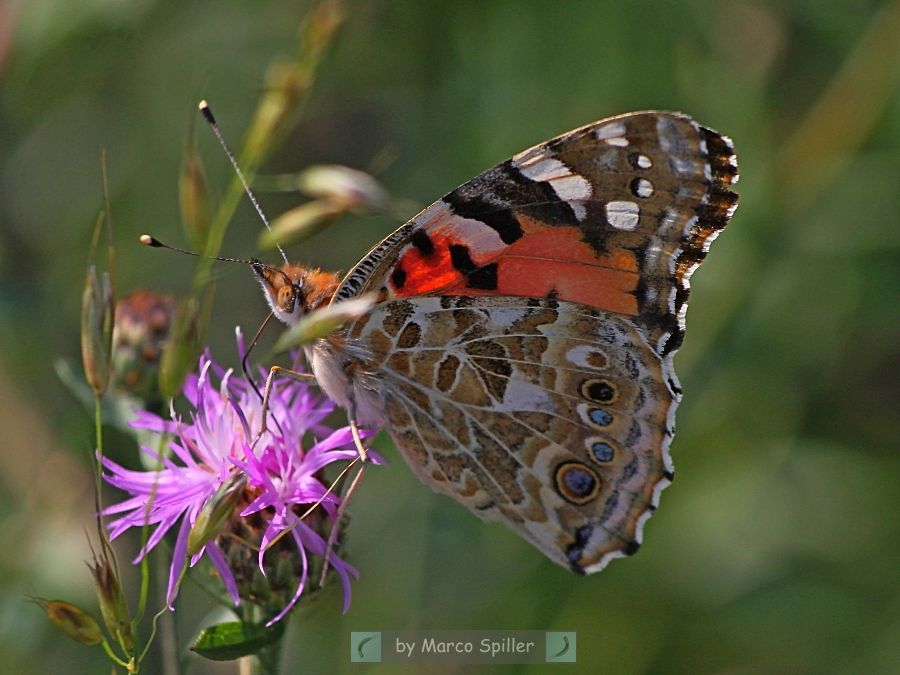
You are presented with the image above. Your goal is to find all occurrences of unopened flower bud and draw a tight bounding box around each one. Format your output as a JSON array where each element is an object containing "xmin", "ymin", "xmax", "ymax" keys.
[
  {"xmin": 259, "ymin": 200, "xmax": 344, "ymax": 249},
  {"xmin": 297, "ymin": 165, "xmax": 387, "ymax": 211},
  {"xmin": 274, "ymin": 295, "xmax": 376, "ymax": 351},
  {"xmin": 188, "ymin": 473, "xmax": 248, "ymax": 556},
  {"xmin": 300, "ymin": 0, "xmax": 345, "ymax": 67}
]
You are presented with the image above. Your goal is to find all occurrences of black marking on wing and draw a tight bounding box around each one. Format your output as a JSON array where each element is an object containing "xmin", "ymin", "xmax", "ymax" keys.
[
  {"xmin": 444, "ymin": 160, "xmax": 579, "ymax": 244},
  {"xmin": 411, "ymin": 229, "xmax": 435, "ymax": 256},
  {"xmin": 390, "ymin": 266, "xmax": 407, "ymax": 290},
  {"xmin": 449, "ymin": 244, "xmax": 477, "ymax": 273},
  {"xmin": 467, "ymin": 263, "xmax": 498, "ymax": 290}
]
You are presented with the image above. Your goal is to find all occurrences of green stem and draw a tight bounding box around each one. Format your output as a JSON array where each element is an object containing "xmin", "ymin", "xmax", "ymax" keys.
[
  {"xmin": 248, "ymin": 608, "xmax": 286, "ymax": 675},
  {"xmin": 100, "ymin": 638, "xmax": 131, "ymax": 668},
  {"xmin": 255, "ymin": 636, "xmax": 285, "ymax": 675},
  {"xmin": 136, "ymin": 421, "xmax": 169, "ymax": 623},
  {"xmin": 92, "ymin": 395, "xmax": 104, "ymax": 525},
  {"xmin": 139, "ymin": 562, "xmax": 187, "ymax": 665}
]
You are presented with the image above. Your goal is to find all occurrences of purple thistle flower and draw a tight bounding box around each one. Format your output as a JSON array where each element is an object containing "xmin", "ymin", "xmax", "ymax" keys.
[{"xmin": 100, "ymin": 331, "xmax": 377, "ymax": 624}]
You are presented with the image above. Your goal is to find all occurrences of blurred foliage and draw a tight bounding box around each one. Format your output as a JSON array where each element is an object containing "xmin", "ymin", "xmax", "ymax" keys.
[{"xmin": 0, "ymin": 0, "xmax": 898, "ymax": 673}]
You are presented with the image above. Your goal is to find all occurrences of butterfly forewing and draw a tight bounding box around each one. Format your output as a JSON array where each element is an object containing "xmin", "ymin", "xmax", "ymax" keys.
[{"xmin": 334, "ymin": 112, "xmax": 737, "ymax": 358}]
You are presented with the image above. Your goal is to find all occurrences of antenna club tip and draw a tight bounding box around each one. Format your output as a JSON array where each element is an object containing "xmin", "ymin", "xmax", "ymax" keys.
[
  {"xmin": 139, "ymin": 234, "xmax": 162, "ymax": 247},
  {"xmin": 198, "ymin": 100, "xmax": 216, "ymax": 124}
]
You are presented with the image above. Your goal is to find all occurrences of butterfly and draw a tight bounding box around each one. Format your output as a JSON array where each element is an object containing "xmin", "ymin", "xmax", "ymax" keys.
[{"xmin": 254, "ymin": 111, "xmax": 739, "ymax": 574}]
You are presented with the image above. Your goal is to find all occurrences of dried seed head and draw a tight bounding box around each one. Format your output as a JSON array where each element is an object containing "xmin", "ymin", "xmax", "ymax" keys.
[
  {"xmin": 31, "ymin": 598, "xmax": 103, "ymax": 646},
  {"xmin": 87, "ymin": 547, "xmax": 133, "ymax": 651}
]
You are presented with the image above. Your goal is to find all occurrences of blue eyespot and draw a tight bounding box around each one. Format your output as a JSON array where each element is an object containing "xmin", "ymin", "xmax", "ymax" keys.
[
  {"xmin": 589, "ymin": 408, "xmax": 613, "ymax": 426},
  {"xmin": 555, "ymin": 462, "xmax": 602, "ymax": 504},
  {"xmin": 564, "ymin": 468, "xmax": 596, "ymax": 496},
  {"xmin": 591, "ymin": 442, "xmax": 615, "ymax": 463}
]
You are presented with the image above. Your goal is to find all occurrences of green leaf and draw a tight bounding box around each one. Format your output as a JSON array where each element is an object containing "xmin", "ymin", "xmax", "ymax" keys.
[{"xmin": 190, "ymin": 621, "xmax": 286, "ymax": 661}]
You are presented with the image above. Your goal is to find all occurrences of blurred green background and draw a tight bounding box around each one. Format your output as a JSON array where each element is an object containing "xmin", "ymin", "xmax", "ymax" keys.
[{"xmin": 1, "ymin": 0, "xmax": 898, "ymax": 672}]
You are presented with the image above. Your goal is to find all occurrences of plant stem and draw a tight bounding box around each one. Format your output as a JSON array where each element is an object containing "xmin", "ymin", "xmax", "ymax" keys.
[{"xmin": 255, "ymin": 635, "xmax": 285, "ymax": 675}]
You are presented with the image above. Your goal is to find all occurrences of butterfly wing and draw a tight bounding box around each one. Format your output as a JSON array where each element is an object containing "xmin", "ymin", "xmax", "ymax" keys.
[
  {"xmin": 330, "ymin": 111, "xmax": 738, "ymax": 572},
  {"xmin": 349, "ymin": 295, "xmax": 675, "ymax": 572},
  {"xmin": 335, "ymin": 111, "xmax": 738, "ymax": 361}
]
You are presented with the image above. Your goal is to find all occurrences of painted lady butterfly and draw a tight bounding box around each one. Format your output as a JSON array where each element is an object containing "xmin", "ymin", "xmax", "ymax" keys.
[{"xmin": 255, "ymin": 111, "xmax": 739, "ymax": 574}]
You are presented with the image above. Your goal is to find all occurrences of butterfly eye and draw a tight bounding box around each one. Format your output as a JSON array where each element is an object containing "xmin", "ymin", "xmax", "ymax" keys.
[{"xmin": 277, "ymin": 286, "xmax": 296, "ymax": 313}]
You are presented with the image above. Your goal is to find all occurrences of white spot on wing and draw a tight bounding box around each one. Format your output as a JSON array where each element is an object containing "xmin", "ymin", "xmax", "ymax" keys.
[
  {"xmin": 497, "ymin": 378, "xmax": 553, "ymax": 412},
  {"xmin": 634, "ymin": 178, "xmax": 654, "ymax": 198},
  {"xmin": 551, "ymin": 174, "xmax": 591, "ymax": 201},
  {"xmin": 485, "ymin": 308, "xmax": 527, "ymax": 327},
  {"xmin": 595, "ymin": 121, "xmax": 626, "ymax": 140},
  {"xmin": 566, "ymin": 344, "xmax": 609, "ymax": 370},
  {"xmin": 442, "ymin": 215, "xmax": 508, "ymax": 262},
  {"xmin": 635, "ymin": 154, "xmax": 652, "ymax": 169},
  {"xmin": 595, "ymin": 121, "xmax": 629, "ymax": 147},
  {"xmin": 569, "ymin": 202, "xmax": 587, "ymax": 221},
  {"xmin": 514, "ymin": 156, "xmax": 569, "ymax": 181},
  {"xmin": 552, "ymin": 175, "xmax": 590, "ymax": 220},
  {"xmin": 605, "ymin": 200, "xmax": 640, "ymax": 230},
  {"xmin": 512, "ymin": 155, "xmax": 591, "ymax": 220}
]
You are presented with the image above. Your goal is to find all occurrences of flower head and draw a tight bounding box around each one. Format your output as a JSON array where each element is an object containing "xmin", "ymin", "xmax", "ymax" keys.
[{"xmin": 101, "ymin": 330, "xmax": 376, "ymax": 624}]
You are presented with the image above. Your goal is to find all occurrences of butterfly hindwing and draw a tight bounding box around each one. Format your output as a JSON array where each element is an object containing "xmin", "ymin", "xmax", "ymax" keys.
[{"xmin": 349, "ymin": 295, "xmax": 675, "ymax": 573}]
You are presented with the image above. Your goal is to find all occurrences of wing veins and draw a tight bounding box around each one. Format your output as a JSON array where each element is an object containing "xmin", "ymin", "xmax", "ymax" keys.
[{"xmin": 388, "ymin": 377, "xmax": 520, "ymax": 505}]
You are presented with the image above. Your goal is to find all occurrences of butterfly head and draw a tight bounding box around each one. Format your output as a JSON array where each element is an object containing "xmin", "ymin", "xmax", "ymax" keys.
[{"xmin": 252, "ymin": 260, "xmax": 340, "ymax": 325}]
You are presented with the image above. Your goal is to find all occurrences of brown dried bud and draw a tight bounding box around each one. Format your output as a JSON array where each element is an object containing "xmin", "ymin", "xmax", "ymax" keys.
[
  {"xmin": 241, "ymin": 61, "xmax": 308, "ymax": 167},
  {"xmin": 81, "ymin": 264, "xmax": 115, "ymax": 396},
  {"xmin": 31, "ymin": 598, "xmax": 103, "ymax": 646},
  {"xmin": 159, "ymin": 298, "xmax": 200, "ymax": 399},
  {"xmin": 87, "ymin": 548, "xmax": 133, "ymax": 651},
  {"xmin": 81, "ymin": 212, "xmax": 116, "ymax": 395},
  {"xmin": 180, "ymin": 144, "xmax": 213, "ymax": 251},
  {"xmin": 111, "ymin": 290, "xmax": 174, "ymax": 402}
]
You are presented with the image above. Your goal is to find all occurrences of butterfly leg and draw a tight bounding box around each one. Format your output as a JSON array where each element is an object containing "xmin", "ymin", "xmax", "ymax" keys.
[
  {"xmin": 318, "ymin": 394, "xmax": 374, "ymax": 585},
  {"xmin": 253, "ymin": 364, "xmax": 317, "ymax": 445},
  {"xmin": 254, "ymin": 366, "xmax": 372, "ymax": 585},
  {"xmin": 349, "ymin": 419, "xmax": 368, "ymax": 463},
  {"xmin": 318, "ymin": 459, "xmax": 366, "ymax": 588}
]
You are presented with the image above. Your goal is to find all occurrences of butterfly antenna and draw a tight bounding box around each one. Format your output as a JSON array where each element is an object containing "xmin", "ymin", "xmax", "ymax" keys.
[
  {"xmin": 139, "ymin": 234, "xmax": 254, "ymax": 264},
  {"xmin": 198, "ymin": 100, "xmax": 290, "ymax": 266},
  {"xmin": 141, "ymin": 234, "xmax": 296, "ymax": 291}
]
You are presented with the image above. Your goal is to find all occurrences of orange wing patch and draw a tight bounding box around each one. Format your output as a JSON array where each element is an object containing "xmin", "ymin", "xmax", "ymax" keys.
[{"xmin": 390, "ymin": 218, "xmax": 639, "ymax": 316}]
